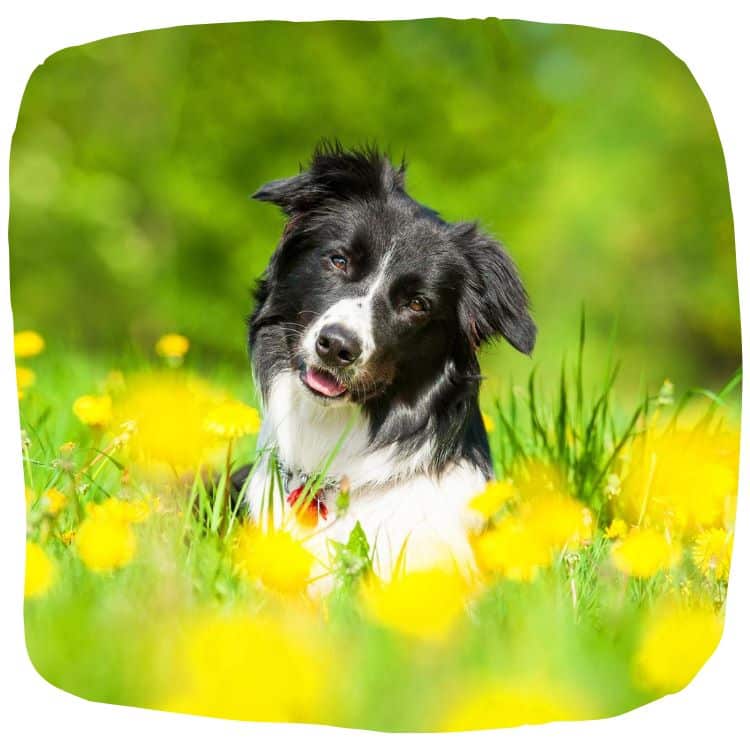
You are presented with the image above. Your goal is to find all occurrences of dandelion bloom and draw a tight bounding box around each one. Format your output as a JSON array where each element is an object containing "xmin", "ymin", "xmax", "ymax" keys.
[
  {"xmin": 163, "ymin": 613, "xmax": 326, "ymax": 722},
  {"xmin": 616, "ymin": 425, "xmax": 739, "ymax": 535},
  {"xmin": 482, "ymin": 412, "xmax": 496, "ymax": 433},
  {"xmin": 14, "ymin": 330, "xmax": 45, "ymax": 358},
  {"xmin": 16, "ymin": 366, "xmax": 36, "ymax": 392},
  {"xmin": 72, "ymin": 394, "xmax": 113, "ymax": 428},
  {"xmin": 611, "ymin": 528, "xmax": 681, "ymax": 578},
  {"xmin": 40, "ymin": 487, "xmax": 67, "ymax": 515},
  {"xmin": 24, "ymin": 542, "xmax": 55, "ymax": 598},
  {"xmin": 472, "ymin": 517, "xmax": 552, "ymax": 582},
  {"xmin": 442, "ymin": 680, "xmax": 597, "ymax": 730},
  {"xmin": 634, "ymin": 603, "xmax": 723, "ymax": 693},
  {"xmin": 87, "ymin": 497, "xmax": 152, "ymax": 524},
  {"xmin": 360, "ymin": 568, "xmax": 467, "ymax": 641},
  {"xmin": 116, "ymin": 373, "xmax": 227, "ymax": 473},
  {"xmin": 233, "ymin": 525, "xmax": 314, "ymax": 594},
  {"xmin": 204, "ymin": 401, "xmax": 261, "ymax": 440},
  {"xmin": 692, "ymin": 529, "xmax": 733, "ymax": 581},
  {"xmin": 605, "ymin": 518, "xmax": 628, "ymax": 540},
  {"xmin": 468, "ymin": 480, "xmax": 516, "ymax": 520},
  {"xmin": 522, "ymin": 492, "xmax": 594, "ymax": 552},
  {"xmin": 155, "ymin": 333, "xmax": 190, "ymax": 359},
  {"xmin": 76, "ymin": 517, "xmax": 136, "ymax": 572}
]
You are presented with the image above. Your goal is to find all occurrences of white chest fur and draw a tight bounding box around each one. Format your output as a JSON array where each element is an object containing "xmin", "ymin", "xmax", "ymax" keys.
[{"xmin": 245, "ymin": 372, "xmax": 486, "ymax": 585}]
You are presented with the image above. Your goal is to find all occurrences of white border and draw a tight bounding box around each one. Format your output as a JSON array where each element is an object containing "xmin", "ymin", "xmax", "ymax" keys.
[{"xmin": 0, "ymin": 2, "xmax": 747, "ymax": 748}]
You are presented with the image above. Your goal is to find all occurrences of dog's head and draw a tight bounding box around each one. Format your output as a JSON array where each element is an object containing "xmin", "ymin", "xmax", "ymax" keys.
[{"xmin": 250, "ymin": 144, "xmax": 535, "ymax": 407}]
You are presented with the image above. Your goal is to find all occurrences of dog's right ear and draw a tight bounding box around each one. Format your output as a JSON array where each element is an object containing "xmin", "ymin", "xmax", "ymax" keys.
[{"xmin": 252, "ymin": 173, "xmax": 315, "ymax": 216}]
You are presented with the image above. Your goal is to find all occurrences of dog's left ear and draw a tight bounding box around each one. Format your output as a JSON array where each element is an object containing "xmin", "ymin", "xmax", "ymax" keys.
[
  {"xmin": 252, "ymin": 173, "xmax": 315, "ymax": 216},
  {"xmin": 454, "ymin": 223, "xmax": 536, "ymax": 355}
]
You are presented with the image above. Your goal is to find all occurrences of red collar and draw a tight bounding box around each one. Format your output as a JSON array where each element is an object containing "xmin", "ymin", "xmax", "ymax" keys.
[{"xmin": 286, "ymin": 486, "xmax": 328, "ymax": 526}]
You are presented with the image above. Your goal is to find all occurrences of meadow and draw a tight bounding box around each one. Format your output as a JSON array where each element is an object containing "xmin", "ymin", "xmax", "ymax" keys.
[{"xmin": 17, "ymin": 325, "xmax": 740, "ymax": 732}]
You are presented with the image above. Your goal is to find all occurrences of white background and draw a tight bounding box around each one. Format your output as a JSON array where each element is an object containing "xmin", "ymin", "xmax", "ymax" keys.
[{"xmin": 0, "ymin": 2, "xmax": 747, "ymax": 747}]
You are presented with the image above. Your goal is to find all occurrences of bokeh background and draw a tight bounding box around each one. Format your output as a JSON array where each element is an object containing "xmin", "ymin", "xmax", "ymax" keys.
[{"xmin": 9, "ymin": 19, "xmax": 739, "ymax": 396}]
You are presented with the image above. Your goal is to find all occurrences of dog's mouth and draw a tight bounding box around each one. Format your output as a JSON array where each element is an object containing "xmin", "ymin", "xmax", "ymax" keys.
[{"xmin": 299, "ymin": 363, "xmax": 348, "ymax": 399}]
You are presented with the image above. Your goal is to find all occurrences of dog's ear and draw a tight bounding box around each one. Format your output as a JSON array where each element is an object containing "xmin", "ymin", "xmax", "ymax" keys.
[
  {"xmin": 253, "ymin": 142, "xmax": 403, "ymax": 216},
  {"xmin": 252, "ymin": 174, "xmax": 315, "ymax": 216},
  {"xmin": 454, "ymin": 223, "xmax": 536, "ymax": 355}
]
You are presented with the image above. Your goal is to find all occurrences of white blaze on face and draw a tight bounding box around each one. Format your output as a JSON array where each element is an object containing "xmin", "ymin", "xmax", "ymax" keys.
[{"xmin": 302, "ymin": 249, "xmax": 394, "ymax": 368}]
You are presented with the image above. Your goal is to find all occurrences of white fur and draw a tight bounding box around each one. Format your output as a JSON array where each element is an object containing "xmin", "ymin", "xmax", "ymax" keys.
[{"xmin": 246, "ymin": 371, "xmax": 487, "ymax": 591}]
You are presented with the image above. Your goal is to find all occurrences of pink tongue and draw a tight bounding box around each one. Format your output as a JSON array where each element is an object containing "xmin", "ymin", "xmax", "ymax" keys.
[{"xmin": 304, "ymin": 368, "xmax": 347, "ymax": 397}]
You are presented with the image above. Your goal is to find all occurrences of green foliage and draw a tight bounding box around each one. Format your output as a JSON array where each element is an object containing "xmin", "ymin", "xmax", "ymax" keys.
[{"xmin": 10, "ymin": 20, "xmax": 739, "ymax": 395}]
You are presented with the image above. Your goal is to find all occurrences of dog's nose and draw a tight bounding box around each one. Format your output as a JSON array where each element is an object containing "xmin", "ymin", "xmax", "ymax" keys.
[{"xmin": 315, "ymin": 324, "xmax": 362, "ymax": 367}]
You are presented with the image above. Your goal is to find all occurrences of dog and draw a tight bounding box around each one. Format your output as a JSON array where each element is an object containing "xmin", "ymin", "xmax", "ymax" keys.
[{"xmin": 243, "ymin": 143, "xmax": 535, "ymax": 587}]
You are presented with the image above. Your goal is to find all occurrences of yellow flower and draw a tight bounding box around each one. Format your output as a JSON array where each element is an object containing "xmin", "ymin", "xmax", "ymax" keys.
[
  {"xmin": 14, "ymin": 330, "xmax": 45, "ymax": 358},
  {"xmin": 635, "ymin": 603, "xmax": 723, "ymax": 693},
  {"xmin": 25, "ymin": 542, "xmax": 55, "ymax": 598},
  {"xmin": 472, "ymin": 517, "xmax": 552, "ymax": 581},
  {"xmin": 360, "ymin": 568, "xmax": 467, "ymax": 641},
  {"xmin": 155, "ymin": 333, "xmax": 190, "ymax": 359},
  {"xmin": 116, "ymin": 373, "xmax": 227, "ymax": 473},
  {"xmin": 59, "ymin": 530, "xmax": 76, "ymax": 545},
  {"xmin": 233, "ymin": 525, "xmax": 314, "ymax": 594},
  {"xmin": 87, "ymin": 497, "xmax": 151, "ymax": 524},
  {"xmin": 692, "ymin": 529, "xmax": 733, "ymax": 581},
  {"xmin": 605, "ymin": 518, "xmax": 629, "ymax": 540},
  {"xmin": 442, "ymin": 680, "xmax": 597, "ymax": 730},
  {"xmin": 616, "ymin": 424, "xmax": 739, "ymax": 535},
  {"xmin": 482, "ymin": 412, "xmax": 496, "ymax": 433},
  {"xmin": 163, "ymin": 613, "xmax": 326, "ymax": 722},
  {"xmin": 522, "ymin": 492, "xmax": 594, "ymax": 552},
  {"xmin": 611, "ymin": 528, "xmax": 681, "ymax": 578},
  {"xmin": 468, "ymin": 480, "xmax": 516, "ymax": 520},
  {"xmin": 40, "ymin": 487, "xmax": 67, "ymax": 515},
  {"xmin": 76, "ymin": 516, "xmax": 136, "ymax": 572},
  {"xmin": 72, "ymin": 394, "xmax": 113, "ymax": 427},
  {"xmin": 16, "ymin": 366, "xmax": 36, "ymax": 392},
  {"xmin": 204, "ymin": 401, "xmax": 261, "ymax": 440}
]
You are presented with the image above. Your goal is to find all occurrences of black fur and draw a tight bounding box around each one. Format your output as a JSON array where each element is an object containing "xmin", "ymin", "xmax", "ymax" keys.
[{"xmin": 249, "ymin": 142, "xmax": 535, "ymax": 479}]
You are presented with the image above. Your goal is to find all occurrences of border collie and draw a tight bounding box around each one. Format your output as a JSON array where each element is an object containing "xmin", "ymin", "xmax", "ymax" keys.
[{"xmin": 244, "ymin": 143, "xmax": 535, "ymax": 586}]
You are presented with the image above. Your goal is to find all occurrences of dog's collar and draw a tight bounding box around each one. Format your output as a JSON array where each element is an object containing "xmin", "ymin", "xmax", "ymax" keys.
[{"xmin": 278, "ymin": 459, "xmax": 339, "ymax": 525}]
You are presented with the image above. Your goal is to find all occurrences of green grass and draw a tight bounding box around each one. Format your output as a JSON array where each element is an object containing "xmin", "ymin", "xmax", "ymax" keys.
[{"xmin": 20, "ymin": 339, "xmax": 739, "ymax": 731}]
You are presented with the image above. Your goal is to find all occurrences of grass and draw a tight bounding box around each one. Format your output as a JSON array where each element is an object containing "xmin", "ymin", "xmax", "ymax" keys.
[{"xmin": 18, "ymin": 333, "xmax": 740, "ymax": 731}]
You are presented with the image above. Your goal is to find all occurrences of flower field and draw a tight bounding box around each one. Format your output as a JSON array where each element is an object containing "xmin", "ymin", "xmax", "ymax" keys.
[{"xmin": 18, "ymin": 328, "xmax": 740, "ymax": 732}]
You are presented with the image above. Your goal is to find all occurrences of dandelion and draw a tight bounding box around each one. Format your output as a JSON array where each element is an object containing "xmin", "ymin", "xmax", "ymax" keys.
[
  {"xmin": 634, "ymin": 603, "xmax": 723, "ymax": 693},
  {"xmin": 14, "ymin": 330, "xmax": 45, "ymax": 358},
  {"xmin": 482, "ymin": 412, "xmax": 496, "ymax": 433},
  {"xmin": 605, "ymin": 518, "xmax": 628, "ymax": 540},
  {"xmin": 233, "ymin": 525, "xmax": 314, "ymax": 594},
  {"xmin": 116, "ymin": 373, "xmax": 227, "ymax": 473},
  {"xmin": 40, "ymin": 487, "xmax": 67, "ymax": 515},
  {"xmin": 76, "ymin": 516, "xmax": 136, "ymax": 572},
  {"xmin": 442, "ymin": 680, "xmax": 597, "ymax": 730},
  {"xmin": 72, "ymin": 394, "xmax": 113, "ymax": 428},
  {"xmin": 692, "ymin": 529, "xmax": 733, "ymax": 581},
  {"xmin": 468, "ymin": 480, "xmax": 516, "ymax": 520},
  {"xmin": 87, "ymin": 497, "xmax": 152, "ymax": 524},
  {"xmin": 472, "ymin": 517, "xmax": 552, "ymax": 582},
  {"xmin": 522, "ymin": 492, "xmax": 594, "ymax": 552},
  {"xmin": 360, "ymin": 568, "xmax": 467, "ymax": 641},
  {"xmin": 611, "ymin": 528, "xmax": 681, "ymax": 578},
  {"xmin": 24, "ymin": 542, "xmax": 55, "ymax": 598},
  {"xmin": 204, "ymin": 401, "xmax": 261, "ymax": 440},
  {"xmin": 163, "ymin": 613, "xmax": 326, "ymax": 722},
  {"xmin": 155, "ymin": 333, "xmax": 190, "ymax": 360},
  {"xmin": 16, "ymin": 366, "xmax": 36, "ymax": 396},
  {"xmin": 616, "ymin": 424, "xmax": 739, "ymax": 535}
]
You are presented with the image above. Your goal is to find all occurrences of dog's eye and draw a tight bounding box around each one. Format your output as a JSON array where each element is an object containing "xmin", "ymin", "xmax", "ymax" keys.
[
  {"xmin": 330, "ymin": 255, "xmax": 348, "ymax": 272},
  {"xmin": 406, "ymin": 297, "xmax": 429, "ymax": 314}
]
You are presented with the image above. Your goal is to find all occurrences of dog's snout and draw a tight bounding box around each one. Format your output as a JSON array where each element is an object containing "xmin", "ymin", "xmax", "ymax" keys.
[{"xmin": 315, "ymin": 324, "xmax": 362, "ymax": 367}]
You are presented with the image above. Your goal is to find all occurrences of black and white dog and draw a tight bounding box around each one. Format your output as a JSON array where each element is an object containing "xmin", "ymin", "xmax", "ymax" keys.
[{"xmin": 245, "ymin": 144, "xmax": 535, "ymax": 583}]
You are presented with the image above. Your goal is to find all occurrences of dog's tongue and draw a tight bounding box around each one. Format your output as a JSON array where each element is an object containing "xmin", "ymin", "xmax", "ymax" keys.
[{"xmin": 303, "ymin": 368, "xmax": 347, "ymax": 397}]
